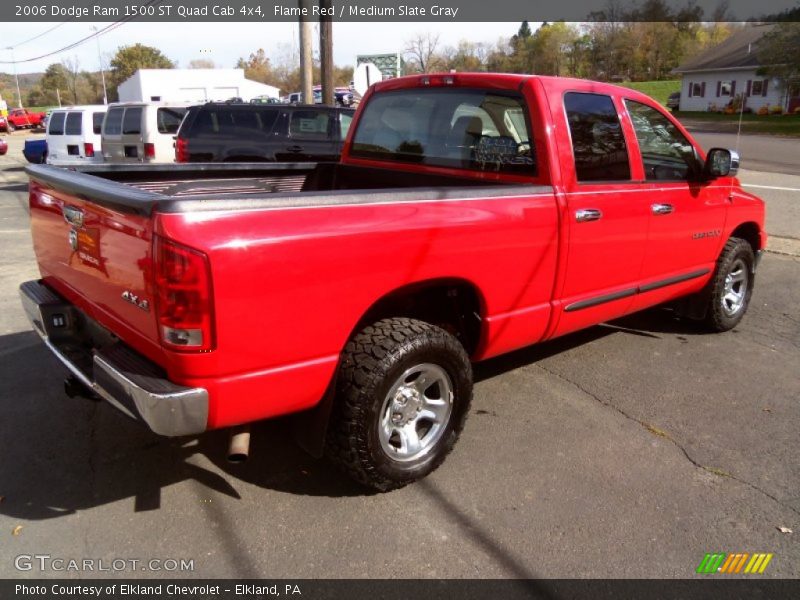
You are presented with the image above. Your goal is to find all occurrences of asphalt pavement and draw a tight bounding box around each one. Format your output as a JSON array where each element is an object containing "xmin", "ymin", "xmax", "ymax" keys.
[{"xmin": 0, "ymin": 131, "xmax": 797, "ymax": 579}]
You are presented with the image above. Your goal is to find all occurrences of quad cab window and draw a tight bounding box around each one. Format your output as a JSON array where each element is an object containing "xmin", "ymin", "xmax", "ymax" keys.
[{"xmin": 350, "ymin": 88, "xmax": 536, "ymax": 175}]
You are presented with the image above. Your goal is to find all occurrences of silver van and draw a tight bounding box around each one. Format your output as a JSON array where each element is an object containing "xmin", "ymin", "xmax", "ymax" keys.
[{"xmin": 101, "ymin": 102, "xmax": 190, "ymax": 163}]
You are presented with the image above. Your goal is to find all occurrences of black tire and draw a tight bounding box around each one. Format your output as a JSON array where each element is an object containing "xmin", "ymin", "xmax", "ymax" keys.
[
  {"xmin": 326, "ymin": 317, "xmax": 472, "ymax": 491},
  {"xmin": 703, "ymin": 237, "xmax": 755, "ymax": 332}
]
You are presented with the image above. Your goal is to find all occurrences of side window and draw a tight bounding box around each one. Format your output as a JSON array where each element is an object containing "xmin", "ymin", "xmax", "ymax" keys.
[
  {"xmin": 564, "ymin": 92, "xmax": 630, "ymax": 182},
  {"xmin": 340, "ymin": 112, "xmax": 353, "ymax": 139},
  {"xmin": 65, "ymin": 112, "xmax": 82, "ymax": 135},
  {"xmin": 48, "ymin": 112, "xmax": 66, "ymax": 135},
  {"xmin": 92, "ymin": 113, "xmax": 104, "ymax": 134},
  {"xmin": 122, "ymin": 107, "xmax": 142, "ymax": 135},
  {"xmin": 157, "ymin": 107, "xmax": 187, "ymax": 134},
  {"xmin": 289, "ymin": 110, "xmax": 331, "ymax": 140},
  {"xmin": 104, "ymin": 108, "xmax": 124, "ymax": 135},
  {"xmin": 625, "ymin": 100, "xmax": 700, "ymax": 181}
]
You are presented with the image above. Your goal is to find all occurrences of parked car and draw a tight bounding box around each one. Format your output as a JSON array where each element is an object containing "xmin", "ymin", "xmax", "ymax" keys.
[
  {"xmin": 667, "ymin": 92, "xmax": 681, "ymax": 112},
  {"xmin": 23, "ymin": 138, "xmax": 47, "ymax": 163},
  {"xmin": 288, "ymin": 90, "xmax": 322, "ymax": 104},
  {"xmin": 0, "ymin": 138, "xmax": 7, "ymax": 156},
  {"xmin": 20, "ymin": 73, "xmax": 765, "ymax": 491},
  {"xmin": 175, "ymin": 102, "xmax": 354, "ymax": 162},
  {"xmin": 45, "ymin": 105, "xmax": 107, "ymax": 166},
  {"xmin": 6, "ymin": 108, "xmax": 46, "ymax": 131},
  {"xmin": 101, "ymin": 102, "xmax": 190, "ymax": 163},
  {"xmin": 249, "ymin": 95, "xmax": 281, "ymax": 104},
  {"xmin": 0, "ymin": 115, "xmax": 8, "ymax": 133},
  {"xmin": 335, "ymin": 88, "xmax": 354, "ymax": 107}
]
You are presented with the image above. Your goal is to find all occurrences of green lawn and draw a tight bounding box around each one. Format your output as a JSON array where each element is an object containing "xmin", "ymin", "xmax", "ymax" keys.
[
  {"xmin": 619, "ymin": 80, "xmax": 681, "ymax": 106},
  {"xmin": 675, "ymin": 112, "xmax": 800, "ymax": 137}
]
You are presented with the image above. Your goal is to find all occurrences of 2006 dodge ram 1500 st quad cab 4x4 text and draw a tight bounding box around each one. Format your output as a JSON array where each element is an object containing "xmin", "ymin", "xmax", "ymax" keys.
[{"xmin": 20, "ymin": 73, "xmax": 765, "ymax": 490}]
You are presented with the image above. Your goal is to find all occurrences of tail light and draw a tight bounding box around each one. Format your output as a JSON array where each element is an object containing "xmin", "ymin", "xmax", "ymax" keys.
[
  {"xmin": 153, "ymin": 236, "xmax": 215, "ymax": 352},
  {"xmin": 84, "ymin": 143, "xmax": 94, "ymax": 157},
  {"xmin": 175, "ymin": 137, "xmax": 188, "ymax": 162},
  {"xmin": 144, "ymin": 142, "xmax": 156, "ymax": 159}
]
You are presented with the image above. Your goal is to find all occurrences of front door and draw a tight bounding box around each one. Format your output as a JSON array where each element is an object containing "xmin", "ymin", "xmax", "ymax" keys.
[{"xmin": 623, "ymin": 99, "xmax": 729, "ymax": 311}]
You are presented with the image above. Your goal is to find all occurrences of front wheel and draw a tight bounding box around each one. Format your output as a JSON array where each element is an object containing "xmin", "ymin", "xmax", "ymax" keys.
[
  {"xmin": 703, "ymin": 237, "xmax": 755, "ymax": 331},
  {"xmin": 6, "ymin": 122, "xmax": 15, "ymax": 133},
  {"xmin": 325, "ymin": 317, "xmax": 473, "ymax": 491}
]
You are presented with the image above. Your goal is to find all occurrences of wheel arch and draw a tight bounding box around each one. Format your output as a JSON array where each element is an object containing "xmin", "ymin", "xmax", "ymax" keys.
[
  {"xmin": 352, "ymin": 277, "xmax": 487, "ymax": 357},
  {"xmin": 729, "ymin": 221, "xmax": 762, "ymax": 255}
]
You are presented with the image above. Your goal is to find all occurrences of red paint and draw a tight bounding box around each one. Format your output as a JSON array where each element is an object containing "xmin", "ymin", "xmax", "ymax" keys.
[{"xmin": 28, "ymin": 74, "xmax": 766, "ymax": 431}]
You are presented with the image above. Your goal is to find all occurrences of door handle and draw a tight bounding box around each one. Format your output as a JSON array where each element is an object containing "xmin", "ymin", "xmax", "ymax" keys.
[
  {"xmin": 286, "ymin": 145, "xmax": 303, "ymax": 153},
  {"xmin": 652, "ymin": 203, "xmax": 674, "ymax": 215},
  {"xmin": 575, "ymin": 208, "xmax": 603, "ymax": 222}
]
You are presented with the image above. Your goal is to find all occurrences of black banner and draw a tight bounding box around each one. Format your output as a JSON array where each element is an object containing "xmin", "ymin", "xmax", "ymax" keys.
[
  {"xmin": 3, "ymin": 579, "xmax": 800, "ymax": 600},
  {"xmin": 2, "ymin": 0, "xmax": 799, "ymax": 22}
]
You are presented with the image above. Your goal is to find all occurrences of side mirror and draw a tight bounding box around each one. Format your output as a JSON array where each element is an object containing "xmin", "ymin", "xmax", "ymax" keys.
[{"xmin": 704, "ymin": 147, "xmax": 740, "ymax": 178}]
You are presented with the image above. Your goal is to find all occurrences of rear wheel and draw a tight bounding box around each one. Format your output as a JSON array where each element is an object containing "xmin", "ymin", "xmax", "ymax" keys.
[
  {"xmin": 325, "ymin": 317, "xmax": 472, "ymax": 491},
  {"xmin": 703, "ymin": 237, "xmax": 755, "ymax": 331}
]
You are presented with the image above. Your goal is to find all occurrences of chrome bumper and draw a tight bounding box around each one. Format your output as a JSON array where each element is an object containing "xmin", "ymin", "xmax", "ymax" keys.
[{"xmin": 19, "ymin": 280, "xmax": 209, "ymax": 437}]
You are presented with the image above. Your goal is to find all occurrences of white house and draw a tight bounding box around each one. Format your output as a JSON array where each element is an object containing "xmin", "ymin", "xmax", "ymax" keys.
[
  {"xmin": 673, "ymin": 24, "xmax": 799, "ymax": 114},
  {"xmin": 117, "ymin": 69, "xmax": 280, "ymax": 103}
]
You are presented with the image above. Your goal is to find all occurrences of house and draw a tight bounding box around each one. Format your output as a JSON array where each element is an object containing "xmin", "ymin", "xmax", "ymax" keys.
[
  {"xmin": 673, "ymin": 24, "xmax": 799, "ymax": 113},
  {"xmin": 117, "ymin": 69, "xmax": 280, "ymax": 103}
]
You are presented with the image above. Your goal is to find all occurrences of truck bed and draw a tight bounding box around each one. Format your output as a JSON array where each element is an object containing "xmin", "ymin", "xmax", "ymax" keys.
[{"xmin": 26, "ymin": 162, "xmax": 525, "ymax": 215}]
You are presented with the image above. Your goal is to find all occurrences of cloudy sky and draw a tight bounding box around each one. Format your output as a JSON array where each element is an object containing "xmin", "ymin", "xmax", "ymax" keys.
[{"xmin": 3, "ymin": 21, "xmax": 522, "ymax": 74}]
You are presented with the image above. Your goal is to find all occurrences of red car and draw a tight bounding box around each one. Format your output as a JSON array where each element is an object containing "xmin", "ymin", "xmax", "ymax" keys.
[
  {"xmin": 6, "ymin": 108, "xmax": 46, "ymax": 131},
  {"xmin": 20, "ymin": 73, "xmax": 765, "ymax": 490},
  {"xmin": 0, "ymin": 114, "xmax": 8, "ymax": 132},
  {"xmin": 0, "ymin": 138, "xmax": 7, "ymax": 155}
]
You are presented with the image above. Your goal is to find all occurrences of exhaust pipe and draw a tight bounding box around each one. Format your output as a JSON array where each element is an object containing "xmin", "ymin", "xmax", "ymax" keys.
[{"xmin": 227, "ymin": 425, "xmax": 251, "ymax": 463}]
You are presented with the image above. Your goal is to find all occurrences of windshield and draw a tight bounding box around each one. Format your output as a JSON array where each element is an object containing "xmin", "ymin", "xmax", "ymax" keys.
[{"xmin": 350, "ymin": 88, "xmax": 536, "ymax": 175}]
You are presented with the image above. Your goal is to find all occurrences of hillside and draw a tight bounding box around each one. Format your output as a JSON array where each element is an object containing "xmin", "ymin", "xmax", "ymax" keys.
[{"xmin": 0, "ymin": 72, "xmax": 43, "ymax": 106}]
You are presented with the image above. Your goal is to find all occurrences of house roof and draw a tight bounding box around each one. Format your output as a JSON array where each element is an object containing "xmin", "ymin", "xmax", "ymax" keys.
[{"xmin": 673, "ymin": 24, "xmax": 777, "ymax": 73}]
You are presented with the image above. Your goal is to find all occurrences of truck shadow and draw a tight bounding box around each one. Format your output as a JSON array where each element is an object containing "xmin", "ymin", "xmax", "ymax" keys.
[{"xmin": 0, "ymin": 306, "xmax": 700, "ymax": 519}]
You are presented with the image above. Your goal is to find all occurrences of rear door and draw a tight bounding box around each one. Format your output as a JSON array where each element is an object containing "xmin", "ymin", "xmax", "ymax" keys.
[
  {"xmin": 45, "ymin": 111, "xmax": 67, "ymax": 163},
  {"xmin": 101, "ymin": 106, "xmax": 125, "ymax": 161},
  {"xmin": 553, "ymin": 91, "xmax": 652, "ymax": 337},
  {"xmin": 623, "ymin": 99, "xmax": 728, "ymax": 310},
  {"xmin": 120, "ymin": 106, "xmax": 144, "ymax": 161},
  {"xmin": 63, "ymin": 111, "xmax": 84, "ymax": 159}
]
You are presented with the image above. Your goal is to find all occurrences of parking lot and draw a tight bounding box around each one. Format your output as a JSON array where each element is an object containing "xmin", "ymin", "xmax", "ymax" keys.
[{"xmin": 0, "ymin": 131, "xmax": 797, "ymax": 578}]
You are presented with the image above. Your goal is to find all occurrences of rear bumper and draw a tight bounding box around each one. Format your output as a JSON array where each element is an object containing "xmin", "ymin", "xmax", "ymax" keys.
[{"xmin": 19, "ymin": 280, "xmax": 209, "ymax": 437}]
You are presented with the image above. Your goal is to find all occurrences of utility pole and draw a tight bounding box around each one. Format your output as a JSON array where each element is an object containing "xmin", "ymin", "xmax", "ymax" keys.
[
  {"xmin": 91, "ymin": 27, "xmax": 108, "ymax": 105},
  {"xmin": 298, "ymin": 0, "xmax": 313, "ymax": 104},
  {"xmin": 320, "ymin": 0, "xmax": 334, "ymax": 105},
  {"xmin": 5, "ymin": 46, "xmax": 23, "ymax": 108}
]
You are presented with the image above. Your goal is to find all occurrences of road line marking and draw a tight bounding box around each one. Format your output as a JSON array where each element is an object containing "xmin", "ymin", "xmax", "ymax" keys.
[
  {"xmin": 742, "ymin": 184, "xmax": 800, "ymax": 192},
  {"xmin": 0, "ymin": 229, "xmax": 30, "ymax": 234}
]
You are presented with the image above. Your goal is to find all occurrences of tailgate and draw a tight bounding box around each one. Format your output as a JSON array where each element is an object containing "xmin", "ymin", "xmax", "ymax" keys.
[{"xmin": 27, "ymin": 170, "xmax": 161, "ymax": 358}]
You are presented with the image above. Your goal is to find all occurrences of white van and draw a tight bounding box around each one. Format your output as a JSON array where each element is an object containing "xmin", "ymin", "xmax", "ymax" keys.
[
  {"xmin": 101, "ymin": 102, "xmax": 190, "ymax": 163},
  {"xmin": 46, "ymin": 105, "xmax": 108, "ymax": 165}
]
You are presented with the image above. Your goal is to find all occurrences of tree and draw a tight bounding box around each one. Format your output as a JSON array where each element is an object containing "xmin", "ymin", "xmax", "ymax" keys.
[
  {"xmin": 235, "ymin": 49, "xmax": 273, "ymax": 83},
  {"xmin": 62, "ymin": 56, "xmax": 82, "ymax": 104},
  {"xmin": 36, "ymin": 63, "xmax": 70, "ymax": 105},
  {"xmin": 108, "ymin": 43, "xmax": 174, "ymax": 99},
  {"xmin": 757, "ymin": 22, "xmax": 800, "ymax": 89},
  {"xmin": 404, "ymin": 32, "xmax": 442, "ymax": 73},
  {"xmin": 188, "ymin": 59, "xmax": 215, "ymax": 69}
]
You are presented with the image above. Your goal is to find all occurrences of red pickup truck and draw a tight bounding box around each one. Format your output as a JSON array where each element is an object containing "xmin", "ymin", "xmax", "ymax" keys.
[
  {"xmin": 7, "ymin": 108, "xmax": 46, "ymax": 131},
  {"xmin": 20, "ymin": 74, "xmax": 765, "ymax": 490}
]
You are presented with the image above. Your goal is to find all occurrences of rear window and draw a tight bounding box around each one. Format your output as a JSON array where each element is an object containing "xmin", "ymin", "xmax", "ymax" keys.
[
  {"xmin": 190, "ymin": 107, "xmax": 279, "ymax": 135},
  {"xmin": 289, "ymin": 110, "xmax": 331, "ymax": 140},
  {"xmin": 92, "ymin": 112, "xmax": 104, "ymax": 134},
  {"xmin": 157, "ymin": 107, "xmax": 187, "ymax": 134},
  {"xmin": 48, "ymin": 112, "xmax": 66, "ymax": 135},
  {"xmin": 122, "ymin": 107, "xmax": 142, "ymax": 134},
  {"xmin": 350, "ymin": 88, "xmax": 536, "ymax": 175},
  {"xmin": 564, "ymin": 92, "xmax": 630, "ymax": 182},
  {"xmin": 65, "ymin": 112, "xmax": 82, "ymax": 135},
  {"xmin": 104, "ymin": 108, "xmax": 124, "ymax": 135}
]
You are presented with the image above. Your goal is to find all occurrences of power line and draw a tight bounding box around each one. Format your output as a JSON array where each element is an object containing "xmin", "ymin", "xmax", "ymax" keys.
[
  {"xmin": 5, "ymin": 22, "xmax": 69, "ymax": 49},
  {"xmin": 0, "ymin": 0, "xmax": 161, "ymax": 64}
]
